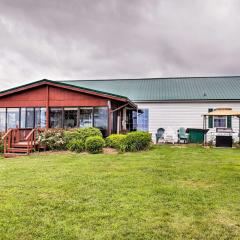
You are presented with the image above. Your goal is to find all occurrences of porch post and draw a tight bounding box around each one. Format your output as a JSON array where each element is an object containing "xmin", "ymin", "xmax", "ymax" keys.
[
  {"xmin": 108, "ymin": 100, "xmax": 112, "ymax": 135},
  {"xmin": 122, "ymin": 108, "xmax": 127, "ymax": 131},
  {"xmin": 46, "ymin": 85, "xmax": 50, "ymax": 128},
  {"xmin": 203, "ymin": 115, "xmax": 206, "ymax": 146},
  {"xmin": 117, "ymin": 111, "xmax": 120, "ymax": 134},
  {"xmin": 239, "ymin": 117, "xmax": 240, "ymax": 143}
]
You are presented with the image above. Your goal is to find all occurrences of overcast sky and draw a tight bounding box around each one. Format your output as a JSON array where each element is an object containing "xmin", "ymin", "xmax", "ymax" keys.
[{"xmin": 0, "ymin": 0, "xmax": 240, "ymax": 90}]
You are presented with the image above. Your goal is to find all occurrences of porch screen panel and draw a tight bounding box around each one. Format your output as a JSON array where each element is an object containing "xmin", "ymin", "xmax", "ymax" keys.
[
  {"xmin": 7, "ymin": 108, "xmax": 20, "ymax": 129},
  {"xmin": 20, "ymin": 108, "xmax": 26, "ymax": 128},
  {"xmin": 35, "ymin": 108, "xmax": 46, "ymax": 128},
  {"xmin": 94, "ymin": 107, "xmax": 108, "ymax": 137},
  {"xmin": 26, "ymin": 108, "xmax": 34, "ymax": 128},
  {"xmin": 64, "ymin": 108, "xmax": 78, "ymax": 128},
  {"xmin": 0, "ymin": 108, "xmax": 6, "ymax": 132},
  {"xmin": 50, "ymin": 108, "xmax": 63, "ymax": 128},
  {"xmin": 79, "ymin": 108, "xmax": 93, "ymax": 128}
]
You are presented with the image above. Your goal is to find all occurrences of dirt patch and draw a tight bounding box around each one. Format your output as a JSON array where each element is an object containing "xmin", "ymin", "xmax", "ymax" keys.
[
  {"xmin": 32, "ymin": 148, "xmax": 118, "ymax": 156},
  {"xmin": 103, "ymin": 148, "xmax": 118, "ymax": 154}
]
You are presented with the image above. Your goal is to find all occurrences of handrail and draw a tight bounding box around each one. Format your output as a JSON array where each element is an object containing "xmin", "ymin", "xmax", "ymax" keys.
[
  {"xmin": 25, "ymin": 129, "xmax": 35, "ymax": 141},
  {"xmin": 2, "ymin": 129, "xmax": 12, "ymax": 140},
  {"xmin": 2, "ymin": 129, "xmax": 13, "ymax": 154},
  {"xmin": 26, "ymin": 129, "xmax": 36, "ymax": 154}
]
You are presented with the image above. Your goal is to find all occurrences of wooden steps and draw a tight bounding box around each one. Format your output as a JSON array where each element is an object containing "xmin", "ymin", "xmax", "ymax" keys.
[
  {"xmin": 4, "ymin": 153, "xmax": 28, "ymax": 158},
  {"xmin": 2, "ymin": 128, "xmax": 42, "ymax": 158}
]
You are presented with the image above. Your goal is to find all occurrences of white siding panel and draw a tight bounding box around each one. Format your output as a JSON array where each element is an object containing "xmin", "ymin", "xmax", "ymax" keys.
[{"xmin": 136, "ymin": 102, "xmax": 240, "ymax": 142}]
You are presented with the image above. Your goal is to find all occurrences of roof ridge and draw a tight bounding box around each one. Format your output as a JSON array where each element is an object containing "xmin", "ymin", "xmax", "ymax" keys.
[{"xmin": 59, "ymin": 75, "xmax": 240, "ymax": 82}]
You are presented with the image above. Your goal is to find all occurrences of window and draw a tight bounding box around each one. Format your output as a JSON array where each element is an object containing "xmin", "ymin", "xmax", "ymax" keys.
[
  {"xmin": 50, "ymin": 108, "xmax": 63, "ymax": 128},
  {"xmin": 94, "ymin": 107, "xmax": 108, "ymax": 137},
  {"xmin": 35, "ymin": 108, "xmax": 46, "ymax": 128},
  {"xmin": 79, "ymin": 108, "xmax": 93, "ymax": 128},
  {"xmin": 64, "ymin": 108, "xmax": 78, "ymax": 128},
  {"xmin": 7, "ymin": 108, "xmax": 20, "ymax": 129},
  {"xmin": 0, "ymin": 108, "xmax": 6, "ymax": 132},
  {"xmin": 137, "ymin": 109, "xmax": 149, "ymax": 131},
  {"xmin": 214, "ymin": 116, "xmax": 226, "ymax": 128}
]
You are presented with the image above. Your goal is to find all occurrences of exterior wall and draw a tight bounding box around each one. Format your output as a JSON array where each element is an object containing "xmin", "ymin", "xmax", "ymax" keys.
[
  {"xmin": 0, "ymin": 86, "xmax": 47, "ymax": 107},
  {"xmin": 48, "ymin": 86, "xmax": 107, "ymax": 107},
  {"xmin": 136, "ymin": 101, "xmax": 240, "ymax": 142},
  {"xmin": 0, "ymin": 85, "xmax": 108, "ymax": 108}
]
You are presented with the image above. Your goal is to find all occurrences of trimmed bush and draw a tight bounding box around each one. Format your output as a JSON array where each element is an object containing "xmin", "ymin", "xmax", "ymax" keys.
[
  {"xmin": 85, "ymin": 136, "xmax": 105, "ymax": 154},
  {"xmin": 124, "ymin": 131, "xmax": 152, "ymax": 152},
  {"xmin": 65, "ymin": 127, "xmax": 102, "ymax": 144},
  {"xmin": 67, "ymin": 139, "xmax": 85, "ymax": 153},
  {"xmin": 106, "ymin": 134, "xmax": 127, "ymax": 151},
  {"xmin": 37, "ymin": 129, "xmax": 66, "ymax": 150}
]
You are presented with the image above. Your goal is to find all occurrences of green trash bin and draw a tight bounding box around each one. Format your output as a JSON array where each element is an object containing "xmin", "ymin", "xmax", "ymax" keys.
[{"xmin": 186, "ymin": 128, "xmax": 208, "ymax": 144}]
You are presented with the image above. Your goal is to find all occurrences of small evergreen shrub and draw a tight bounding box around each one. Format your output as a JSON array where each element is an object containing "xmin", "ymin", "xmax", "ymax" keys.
[
  {"xmin": 124, "ymin": 131, "xmax": 152, "ymax": 152},
  {"xmin": 85, "ymin": 136, "xmax": 105, "ymax": 154},
  {"xmin": 65, "ymin": 127, "xmax": 102, "ymax": 144},
  {"xmin": 106, "ymin": 134, "xmax": 127, "ymax": 151},
  {"xmin": 67, "ymin": 139, "xmax": 85, "ymax": 153},
  {"xmin": 37, "ymin": 129, "xmax": 66, "ymax": 150}
]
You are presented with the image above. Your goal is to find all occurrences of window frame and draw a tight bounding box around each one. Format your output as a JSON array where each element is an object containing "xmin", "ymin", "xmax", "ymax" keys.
[
  {"xmin": 137, "ymin": 108, "xmax": 149, "ymax": 132},
  {"xmin": 213, "ymin": 116, "xmax": 227, "ymax": 128}
]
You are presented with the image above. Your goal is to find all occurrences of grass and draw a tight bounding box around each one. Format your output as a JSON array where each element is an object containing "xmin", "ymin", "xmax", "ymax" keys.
[{"xmin": 0, "ymin": 145, "xmax": 239, "ymax": 239}]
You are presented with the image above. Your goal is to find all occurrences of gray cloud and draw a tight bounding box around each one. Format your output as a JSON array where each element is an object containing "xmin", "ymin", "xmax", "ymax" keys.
[{"xmin": 0, "ymin": 0, "xmax": 240, "ymax": 90}]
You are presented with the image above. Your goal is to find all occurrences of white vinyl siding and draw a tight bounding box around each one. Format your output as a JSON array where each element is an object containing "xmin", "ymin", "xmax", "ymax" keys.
[{"xmin": 135, "ymin": 102, "xmax": 240, "ymax": 142}]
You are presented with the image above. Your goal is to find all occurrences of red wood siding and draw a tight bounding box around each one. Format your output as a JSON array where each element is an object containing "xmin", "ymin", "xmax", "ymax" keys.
[
  {"xmin": 0, "ymin": 86, "xmax": 46, "ymax": 107},
  {"xmin": 0, "ymin": 84, "xmax": 108, "ymax": 108},
  {"xmin": 48, "ymin": 86, "xmax": 107, "ymax": 107}
]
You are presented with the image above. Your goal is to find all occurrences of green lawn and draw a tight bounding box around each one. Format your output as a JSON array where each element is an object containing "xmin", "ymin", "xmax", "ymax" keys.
[{"xmin": 0, "ymin": 146, "xmax": 239, "ymax": 240}]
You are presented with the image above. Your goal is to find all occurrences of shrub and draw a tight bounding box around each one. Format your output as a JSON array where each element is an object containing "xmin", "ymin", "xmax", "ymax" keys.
[
  {"xmin": 37, "ymin": 129, "xmax": 66, "ymax": 150},
  {"xmin": 0, "ymin": 144, "xmax": 4, "ymax": 153},
  {"xmin": 124, "ymin": 131, "xmax": 152, "ymax": 152},
  {"xmin": 67, "ymin": 139, "xmax": 85, "ymax": 153},
  {"xmin": 64, "ymin": 127, "xmax": 102, "ymax": 144},
  {"xmin": 85, "ymin": 136, "xmax": 105, "ymax": 154},
  {"xmin": 106, "ymin": 134, "xmax": 127, "ymax": 151},
  {"xmin": 0, "ymin": 132, "xmax": 4, "ymax": 153}
]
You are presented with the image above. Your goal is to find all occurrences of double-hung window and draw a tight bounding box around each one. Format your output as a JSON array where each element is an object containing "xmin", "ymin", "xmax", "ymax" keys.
[{"xmin": 214, "ymin": 116, "xmax": 226, "ymax": 128}]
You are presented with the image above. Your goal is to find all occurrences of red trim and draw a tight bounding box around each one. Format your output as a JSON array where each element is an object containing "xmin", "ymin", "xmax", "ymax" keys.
[{"xmin": 0, "ymin": 80, "xmax": 128, "ymax": 102}]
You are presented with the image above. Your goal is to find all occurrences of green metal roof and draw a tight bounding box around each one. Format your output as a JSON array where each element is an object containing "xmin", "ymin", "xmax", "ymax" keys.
[
  {"xmin": 0, "ymin": 79, "xmax": 128, "ymax": 100},
  {"xmin": 60, "ymin": 76, "xmax": 240, "ymax": 101}
]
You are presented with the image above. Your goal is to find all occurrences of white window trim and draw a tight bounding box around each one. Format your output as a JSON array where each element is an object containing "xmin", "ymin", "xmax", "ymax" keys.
[{"xmin": 213, "ymin": 116, "xmax": 227, "ymax": 128}]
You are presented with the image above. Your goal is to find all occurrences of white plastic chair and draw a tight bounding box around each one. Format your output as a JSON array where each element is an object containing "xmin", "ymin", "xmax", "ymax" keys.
[{"xmin": 164, "ymin": 128, "xmax": 178, "ymax": 144}]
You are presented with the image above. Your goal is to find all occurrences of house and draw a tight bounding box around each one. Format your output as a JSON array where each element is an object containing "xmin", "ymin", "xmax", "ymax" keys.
[{"xmin": 1, "ymin": 76, "xmax": 240, "ymax": 143}]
